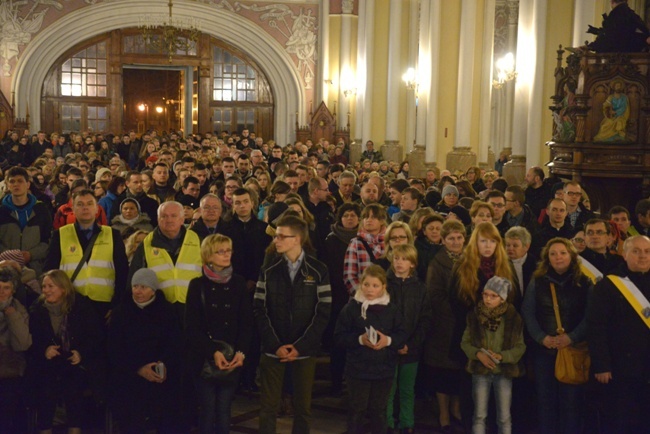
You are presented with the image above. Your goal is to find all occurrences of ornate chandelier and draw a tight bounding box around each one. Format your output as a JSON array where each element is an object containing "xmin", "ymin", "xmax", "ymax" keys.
[{"xmin": 139, "ymin": 0, "xmax": 201, "ymax": 62}]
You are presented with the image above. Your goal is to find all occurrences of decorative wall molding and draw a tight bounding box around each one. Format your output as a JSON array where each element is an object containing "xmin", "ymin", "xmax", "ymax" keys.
[{"xmin": 12, "ymin": 0, "xmax": 305, "ymax": 146}]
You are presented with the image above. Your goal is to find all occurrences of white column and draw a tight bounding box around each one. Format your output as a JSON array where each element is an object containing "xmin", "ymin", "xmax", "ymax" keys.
[
  {"xmin": 354, "ymin": 0, "xmax": 367, "ymax": 142},
  {"xmin": 509, "ymin": 0, "xmax": 546, "ymax": 176},
  {"xmin": 318, "ymin": 0, "xmax": 330, "ymax": 107},
  {"xmin": 384, "ymin": 0, "xmax": 402, "ymax": 142},
  {"xmin": 338, "ymin": 1, "xmax": 354, "ymax": 127},
  {"xmin": 503, "ymin": 0, "xmax": 518, "ymax": 153},
  {"xmin": 454, "ymin": 0, "xmax": 478, "ymax": 150},
  {"xmin": 478, "ymin": 0, "xmax": 496, "ymax": 165},
  {"xmin": 572, "ymin": 0, "xmax": 597, "ymax": 47},
  {"xmin": 361, "ymin": 0, "xmax": 375, "ymax": 144},
  {"xmin": 404, "ymin": 0, "xmax": 419, "ymax": 152},
  {"xmin": 416, "ymin": 0, "xmax": 431, "ymax": 149},
  {"xmin": 424, "ymin": 0, "xmax": 441, "ymax": 164}
]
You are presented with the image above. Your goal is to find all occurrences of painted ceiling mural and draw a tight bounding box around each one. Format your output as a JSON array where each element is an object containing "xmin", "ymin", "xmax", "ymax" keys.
[{"xmin": 0, "ymin": 0, "xmax": 318, "ymax": 89}]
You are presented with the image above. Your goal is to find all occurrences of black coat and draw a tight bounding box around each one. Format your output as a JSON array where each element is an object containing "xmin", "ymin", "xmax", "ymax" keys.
[
  {"xmin": 221, "ymin": 215, "xmax": 271, "ymax": 283},
  {"xmin": 324, "ymin": 225, "xmax": 356, "ymax": 313},
  {"xmin": 588, "ymin": 265, "xmax": 650, "ymax": 380},
  {"xmin": 185, "ymin": 273, "xmax": 254, "ymax": 375},
  {"xmin": 531, "ymin": 220, "xmax": 574, "ymax": 257},
  {"xmin": 588, "ymin": 3, "xmax": 650, "ymax": 53},
  {"xmin": 334, "ymin": 299, "xmax": 407, "ymax": 380},
  {"xmin": 580, "ymin": 248, "xmax": 624, "ymax": 275},
  {"xmin": 189, "ymin": 217, "xmax": 224, "ymax": 241},
  {"xmin": 386, "ymin": 270, "xmax": 432, "ymax": 364},
  {"xmin": 524, "ymin": 184, "xmax": 552, "ymax": 220},
  {"xmin": 110, "ymin": 191, "xmax": 160, "ymax": 228},
  {"xmin": 107, "ymin": 293, "xmax": 182, "ymax": 409}
]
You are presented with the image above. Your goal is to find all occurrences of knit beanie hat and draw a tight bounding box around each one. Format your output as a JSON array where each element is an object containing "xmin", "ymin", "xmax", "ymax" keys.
[
  {"xmin": 131, "ymin": 268, "xmax": 159, "ymax": 290},
  {"xmin": 442, "ymin": 185, "xmax": 459, "ymax": 198},
  {"xmin": 484, "ymin": 276, "xmax": 511, "ymax": 300}
]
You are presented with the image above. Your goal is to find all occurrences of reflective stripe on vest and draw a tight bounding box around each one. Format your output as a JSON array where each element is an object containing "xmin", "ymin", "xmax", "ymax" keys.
[
  {"xmin": 579, "ymin": 257, "xmax": 603, "ymax": 284},
  {"xmin": 59, "ymin": 224, "xmax": 115, "ymax": 302},
  {"xmin": 143, "ymin": 231, "xmax": 202, "ymax": 304},
  {"xmin": 607, "ymin": 275, "xmax": 650, "ymax": 329}
]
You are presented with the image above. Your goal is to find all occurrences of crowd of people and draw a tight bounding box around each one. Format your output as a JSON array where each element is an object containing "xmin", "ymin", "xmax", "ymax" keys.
[{"xmin": 0, "ymin": 128, "xmax": 648, "ymax": 434}]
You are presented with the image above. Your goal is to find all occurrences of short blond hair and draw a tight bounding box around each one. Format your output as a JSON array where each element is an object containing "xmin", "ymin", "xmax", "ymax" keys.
[
  {"xmin": 391, "ymin": 244, "xmax": 418, "ymax": 267},
  {"xmin": 200, "ymin": 234, "xmax": 233, "ymax": 264}
]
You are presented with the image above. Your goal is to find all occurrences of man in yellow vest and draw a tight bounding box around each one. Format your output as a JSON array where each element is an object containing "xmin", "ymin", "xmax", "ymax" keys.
[
  {"xmin": 128, "ymin": 201, "xmax": 202, "ymax": 322},
  {"xmin": 587, "ymin": 235, "xmax": 650, "ymax": 433},
  {"xmin": 44, "ymin": 189, "xmax": 128, "ymax": 319}
]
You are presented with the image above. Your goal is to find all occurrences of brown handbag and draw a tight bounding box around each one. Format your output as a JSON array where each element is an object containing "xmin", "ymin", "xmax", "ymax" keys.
[{"xmin": 550, "ymin": 283, "xmax": 590, "ymax": 385}]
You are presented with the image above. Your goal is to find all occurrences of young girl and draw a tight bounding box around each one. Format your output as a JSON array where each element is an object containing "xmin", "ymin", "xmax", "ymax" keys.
[
  {"xmin": 386, "ymin": 244, "xmax": 432, "ymax": 434},
  {"xmin": 461, "ymin": 276, "xmax": 526, "ymax": 434},
  {"xmin": 335, "ymin": 265, "xmax": 407, "ymax": 434}
]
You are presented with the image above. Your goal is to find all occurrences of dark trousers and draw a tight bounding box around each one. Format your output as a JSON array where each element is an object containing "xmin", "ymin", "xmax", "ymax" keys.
[
  {"xmin": 258, "ymin": 354, "xmax": 317, "ymax": 434},
  {"xmin": 600, "ymin": 376, "xmax": 650, "ymax": 434},
  {"xmin": 346, "ymin": 376, "xmax": 394, "ymax": 434},
  {"xmin": 533, "ymin": 348, "xmax": 583, "ymax": 434},
  {"xmin": 195, "ymin": 373, "xmax": 240, "ymax": 434},
  {"xmin": 35, "ymin": 368, "xmax": 86, "ymax": 430}
]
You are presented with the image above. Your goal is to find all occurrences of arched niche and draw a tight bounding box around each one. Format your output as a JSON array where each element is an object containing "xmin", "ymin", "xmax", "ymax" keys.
[{"xmin": 12, "ymin": 0, "xmax": 304, "ymax": 145}]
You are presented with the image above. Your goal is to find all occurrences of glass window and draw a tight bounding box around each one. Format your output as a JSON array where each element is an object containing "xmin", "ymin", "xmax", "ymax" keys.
[
  {"xmin": 212, "ymin": 46, "xmax": 260, "ymax": 103},
  {"xmin": 61, "ymin": 103, "xmax": 82, "ymax": 133},
  {"xmin": 60, "ymin": 42, "xmax": 107, "ymax": 97},
  {"xmin": 87, "ymin": 105, "xmax": 108, "ymax": 133}
]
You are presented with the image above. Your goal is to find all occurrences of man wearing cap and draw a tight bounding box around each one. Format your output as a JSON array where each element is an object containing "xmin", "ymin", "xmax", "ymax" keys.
[
  {"xmin": 128, "ymin": 201, "xmax": 202, "ymax": 321},
  {"xmin": 44, "ymin": 188, "xmax": 128, "ymax": 318},
  {"xmin": 588, "ymin": 235, "xmax": 650, "ymax": 434},
  {"xmin": 110, "ymin": 171, "xmax": 160, "ymax": 227},
  {"xmin": 0, "ymin": 167, "xmax": 52, "ymax": 276}
]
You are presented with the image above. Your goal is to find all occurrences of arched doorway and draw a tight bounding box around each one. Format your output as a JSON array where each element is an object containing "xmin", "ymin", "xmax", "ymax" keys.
[
  {"xmin": 13, "ymin": 0, "xmax": 304, "ymax": 146},
  {"xmin": 40, "ymin": 30, "xmax": 274, "ymax": 138}
]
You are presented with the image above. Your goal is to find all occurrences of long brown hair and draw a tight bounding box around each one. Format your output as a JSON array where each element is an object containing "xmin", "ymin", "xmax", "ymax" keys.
[
  {"xmin": 40, "ymin": 270, "xmax": 76, "ymax": 314},
  {"xmin": 533, "ymin": 237, "xmax": 584, "ymax": 285},
  {"xmin": 456, "ymin": 222, "xmax": 512, "ymax": 304}
]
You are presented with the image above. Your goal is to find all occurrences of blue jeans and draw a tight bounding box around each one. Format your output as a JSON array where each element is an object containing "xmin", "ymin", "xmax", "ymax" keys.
[
  {"xmin": 195, "ymin": 374, "xmax": 239, "ymax": 434},
  {"xmin": 472, "ymin": 373, "xmax": 512, "ymax": 434},
  {"xmin": 533, "ymin": 348, "xmax": 583, "ymax": 434}
]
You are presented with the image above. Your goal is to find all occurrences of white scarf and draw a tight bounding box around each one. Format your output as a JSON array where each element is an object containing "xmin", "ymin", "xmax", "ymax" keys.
[
  {"xmin": 134, "ymin": 294, "xmax": 156, "ymax": 309},
  {"xmin": 511, "ymin": 254, "xmax": 527, "ymax": 295},
  {"xmin": 354, "ymin": 290, "xmax": 390, "ymax": 319}
]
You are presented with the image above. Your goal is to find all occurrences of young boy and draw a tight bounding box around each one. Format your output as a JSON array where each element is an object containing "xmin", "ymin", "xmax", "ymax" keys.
[{"xmin": 461, "ymin": 276, "xmax": 526, "ymax": 434}]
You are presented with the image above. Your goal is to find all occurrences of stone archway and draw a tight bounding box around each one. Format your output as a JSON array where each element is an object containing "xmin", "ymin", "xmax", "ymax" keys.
[{"xmin": 12, "ymin": 0, "xmax": 304, "ymax": 146}]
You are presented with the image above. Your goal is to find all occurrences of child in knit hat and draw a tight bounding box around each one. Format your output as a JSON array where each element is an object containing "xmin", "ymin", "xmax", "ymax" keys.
[{"xmin": 460, "ymin": 276, "xmax": 526, "ymax": 434}]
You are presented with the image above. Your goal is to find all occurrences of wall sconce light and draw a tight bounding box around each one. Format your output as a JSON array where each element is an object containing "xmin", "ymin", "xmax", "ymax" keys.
[
  {"xmin": 402, "ymin": 67, "xmax": 417, "ymax": 91},
  {"xmin": 493, "ymin": 52, "xmax": 517, "ymax": 89},
  {"xmin": 137, "ymin": 103, "xmax": 146, "ymax": 112},
  {"xmin": 155, "ymin": 106, "xmax": 164, "ymax": 114},
  {"xmin": 343, "ymin": 87, "xmax": 357, "ymax": 98}
]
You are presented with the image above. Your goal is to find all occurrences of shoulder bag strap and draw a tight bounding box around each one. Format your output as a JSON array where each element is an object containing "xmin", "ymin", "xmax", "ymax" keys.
[
  {"xmin": 549, "ymin": 282, "xmax": 565, "ymax": 334},
  {"xmin": 70, "ymin": 231, "xmax": 101, "ymax": 284},
  {"xmin": 356, "ymin": 236, "xmax": 378, "ymax": 264}
]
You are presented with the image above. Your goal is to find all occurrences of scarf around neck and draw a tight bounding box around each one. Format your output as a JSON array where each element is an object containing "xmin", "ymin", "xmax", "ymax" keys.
[
  {"xmin": 354, "ymin": 289, "xmax": 390, "ymax": 320},
  {"xmin": 480, "ymin": 256, "xmax": 496, "ymax": 280},
  {"xmin": 203, "ymin": 265, "xmax": 233, "ymax": 284},
  {"xmin": 476, "ymin": 299, "xmax": 508, "ymax": 332}
]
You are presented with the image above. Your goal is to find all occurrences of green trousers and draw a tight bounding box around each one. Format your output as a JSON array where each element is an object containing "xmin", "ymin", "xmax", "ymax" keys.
[{"xmin": 387, "ymin": 362, "xmax": 419, "ymax": 429}]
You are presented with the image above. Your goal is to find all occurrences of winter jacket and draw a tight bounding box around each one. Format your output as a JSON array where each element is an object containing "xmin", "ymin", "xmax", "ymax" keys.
[
  {"xmin": 386, "ymin": 270, "xmax": 432, "ymax": 364},
  {"xmin": 461, "ymin": 303, "xmax": 526, "ymax": 377},
  {"xmin": 324, "ymin": 224, "xmax": 358, "ymax": 313},
  {"xmin": 221, "ymin": 214, "xmax": 272, "ymax": 283},
  {"xmin": 334, "ymin": 299, "xmax": 407, "ymax": 379},
  {"xmin": 0, "ymin": 194, "xmax": 52, "ymax": 276},
  {"xmin": 254, "ymin": 252, "xmax": 331, "ymax": 357}
]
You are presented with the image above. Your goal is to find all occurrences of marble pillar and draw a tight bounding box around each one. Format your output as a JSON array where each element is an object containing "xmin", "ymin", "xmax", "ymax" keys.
[
  {"xmin": 384, "ymin": 0, "xmax": 403, "ymax": 157},
  {"xmin": 409, "ymin": 144, "xmax": 426, "ymax": 178},
  {"xmin": 357, "ymin": 0, "xmax": 375, "ymax": 146},
  {"xmin": 338, "ymin": 2, "xmax": 354, "ymax": 128},
  {"xmin": 318, "ymin": 1, "xmax": 330, "ymax": 107},
  {"xmin": 382, "ymin": 140, "xmax": 402, "ymax": 164},
  {"xmin": 478, "ymin": 0, "xmax": 496, "ymax": 167}
]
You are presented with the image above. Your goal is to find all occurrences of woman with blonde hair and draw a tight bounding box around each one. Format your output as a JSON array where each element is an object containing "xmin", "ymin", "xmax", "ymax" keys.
[
  {"xmin": 448, "ymin": 222, "xmax": 516, "ymax": 431},
  {"xmin": 377, "ymin": 221, "xmax": 414, "ymax": 269},
  {"xmin": 30, "ymin": 270, "xmax": 103, "ymax": 434}
]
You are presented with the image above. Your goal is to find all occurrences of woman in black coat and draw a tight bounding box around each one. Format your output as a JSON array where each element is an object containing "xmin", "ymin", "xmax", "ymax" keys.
[
  {"xmin": 107, "ymin": 268, "xmax": 182, "ymax": 433},
  {"xmin": 323, "ymin": 203, "xmax": 361, "ymax": 391},
  {"xmin": 29, "ymin": 270, "xmax": 103, "ymax": 433},
  {"xmin": 185, "ymin": 234, "xmax": 253, "ymax": 434}
]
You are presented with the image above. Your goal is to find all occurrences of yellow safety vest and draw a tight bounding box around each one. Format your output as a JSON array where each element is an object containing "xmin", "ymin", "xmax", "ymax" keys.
[
  {"xmin": 143, "ymin": 230, "xmax": 202, "ymax": 304},
  {"xmin": 59, "ymin": 224, "xmax": 115, "ymax": 302}
]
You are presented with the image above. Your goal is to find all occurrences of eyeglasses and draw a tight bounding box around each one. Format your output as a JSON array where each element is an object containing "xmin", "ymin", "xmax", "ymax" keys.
[
  {"xmin": 214, "ymin": 248, "xmax": 232, "ymax": 255},
  {"xmin": 572, "ymin": 238, "xmax": 585, "ymax": 243},
  {"xmin": 202, "ymin": 206, "xmax": 222, "ymax": 211},
  {"xmin": 490, "ymin": 203, "xmax": 505, "ymax": 208},
  {"xmin": 482, "ymin": 292, "xmax": 502, "ymax": 300},
  {"xmin": 565, "ymin": 191, "xmax": 582, "ymax": 197},
  {"xmin": 586, "ymin": 230, "xmax": 607, "ymax": 236},
  {"xmin": 274, "ymin": 234, "xmax": 296, "ymax": 241},
  {"xmin": 390, "ymin": 235, "xmax": 409, "ymax": 241}
]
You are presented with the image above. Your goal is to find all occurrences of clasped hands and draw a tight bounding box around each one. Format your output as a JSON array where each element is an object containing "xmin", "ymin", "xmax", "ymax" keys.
[
  {"xmin": 45, "ymin": 345, "xmax": 81, "ymax": 365},
  {"xmin": 360, "ymin": 330, "xmax": 390, "ymax": 351},
  {"xmin": 214, "ymin": 350, "xmax": 245, "ymax": 369},
  {"xmin": 542, "ymin": 334, "xmax": 572, "ymax": 350},
  {"xmin": 275, "ymin": 344, "xmax": 300, "ymax": 362},
  {"xmin": 137, "ymin": 362, "xmax": 166, "ymax": 383}
]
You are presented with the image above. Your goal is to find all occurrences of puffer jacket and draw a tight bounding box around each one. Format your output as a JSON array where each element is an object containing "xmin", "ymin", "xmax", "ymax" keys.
[{"xmin": 254, "ymin": 252, "xmax": 331, "ymax": 357}]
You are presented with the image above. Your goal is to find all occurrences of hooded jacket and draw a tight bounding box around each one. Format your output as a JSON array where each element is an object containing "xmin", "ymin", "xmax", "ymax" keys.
[{"xmin": 0, "ymin": 194, "xmax": 52, "ymax": 275}]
